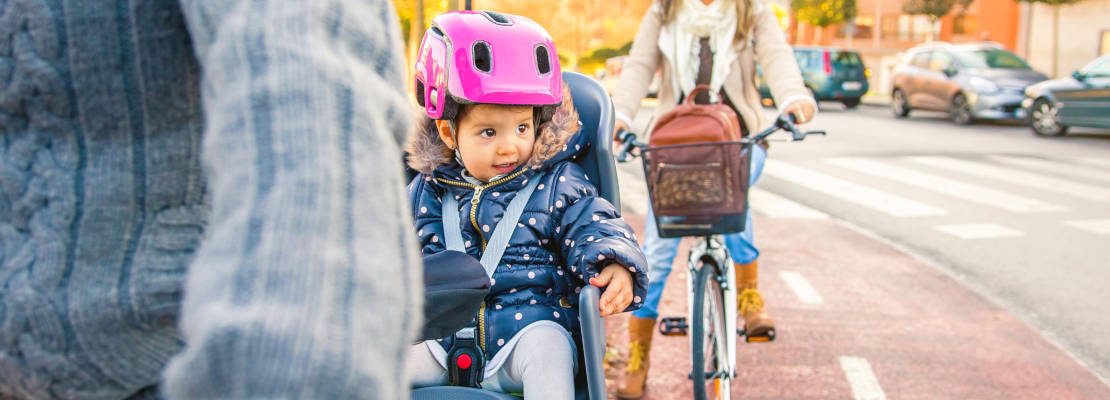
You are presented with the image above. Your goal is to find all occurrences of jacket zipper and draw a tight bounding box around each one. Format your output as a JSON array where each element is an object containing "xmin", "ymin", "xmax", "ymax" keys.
[{"xmin": 435, "ymin": 168, "xmax": 529, "ymax": 352}]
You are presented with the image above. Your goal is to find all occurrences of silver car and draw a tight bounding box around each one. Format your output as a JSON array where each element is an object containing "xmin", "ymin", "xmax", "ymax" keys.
[{"xmin": 890, "ymin": 42, "xmax": 1048, "ymax": 125}]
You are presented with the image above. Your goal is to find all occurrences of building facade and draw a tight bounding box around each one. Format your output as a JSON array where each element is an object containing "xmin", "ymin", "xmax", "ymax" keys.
[
  {"xmin": 789, "ymin": 0, "xmax": 1023, "ymax": 97},
  {"xmin": 1020, "ymin": 0, "xmax": 1110, "ymax": 78}
]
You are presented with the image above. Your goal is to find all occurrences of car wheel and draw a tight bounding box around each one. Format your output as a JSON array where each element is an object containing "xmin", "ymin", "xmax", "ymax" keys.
[
  {"xmin": 950, "ymin": 94, "xmax": 974, "ymax": 125},
  {"xmin": 1030, "ymin": 98, "xmax": 1068, "ymax": 136},
  {"xmin": 891, "ymin": 89, "xmax": 910, "ymax": 118},
  {"xmin": 842, "ymin": 97, "xmax": 861, "ymax": 109}
]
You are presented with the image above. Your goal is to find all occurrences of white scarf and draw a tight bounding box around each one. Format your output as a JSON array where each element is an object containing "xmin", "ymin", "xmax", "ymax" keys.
[{"xmin": 658, "ymin": 0, "xmax": 738, "ymax": 100}]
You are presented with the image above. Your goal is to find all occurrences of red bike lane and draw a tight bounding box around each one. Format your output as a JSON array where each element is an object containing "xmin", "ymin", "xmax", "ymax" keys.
[{"xmin": 603, "ymin": 214, "xmax": 1110, "ymax": 399}]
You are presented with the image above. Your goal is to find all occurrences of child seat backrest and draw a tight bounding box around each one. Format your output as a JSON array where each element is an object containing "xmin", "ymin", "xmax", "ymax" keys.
[{"xmin": 563, "ymin": 71, "xmax": 621, "ymax": 213}]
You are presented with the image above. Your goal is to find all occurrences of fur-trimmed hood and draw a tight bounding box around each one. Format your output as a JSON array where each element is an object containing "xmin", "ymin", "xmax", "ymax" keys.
[{"xmin": 405, "ymin": 83, "xmax": 583, "ymax": 178}]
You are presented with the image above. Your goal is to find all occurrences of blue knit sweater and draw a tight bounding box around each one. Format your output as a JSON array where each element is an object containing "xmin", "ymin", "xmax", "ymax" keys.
[{"xmin": 0, "ymin": 1, "xmax": 419, "ymax": 398}]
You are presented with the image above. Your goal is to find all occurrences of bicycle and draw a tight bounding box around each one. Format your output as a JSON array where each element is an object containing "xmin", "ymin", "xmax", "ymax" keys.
[{"xmin": 615, "ymin": 115, "xmax": 824, "ymax": 400}]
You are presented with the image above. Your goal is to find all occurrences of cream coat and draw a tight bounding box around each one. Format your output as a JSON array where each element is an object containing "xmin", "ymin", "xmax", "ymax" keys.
[{"xmin": 612, "ymin": 0, "xmax": 814, "ymax": 135}]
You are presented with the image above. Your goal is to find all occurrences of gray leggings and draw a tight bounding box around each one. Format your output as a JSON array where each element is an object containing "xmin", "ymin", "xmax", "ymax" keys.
[{"xmin": 407, "ymin": 324, "xmax": 575, "ymax": 399}]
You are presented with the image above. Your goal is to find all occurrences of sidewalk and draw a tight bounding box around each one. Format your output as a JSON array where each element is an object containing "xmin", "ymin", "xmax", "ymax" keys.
[{"xmin": 602, "ymin": 213, "xmax": 1110, "ymax": 399}]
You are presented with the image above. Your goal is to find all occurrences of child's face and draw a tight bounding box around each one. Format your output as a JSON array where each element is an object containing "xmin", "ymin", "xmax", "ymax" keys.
[{"xmin": 437, "ymin": 104, "xmax": 536, "ymax": 182}]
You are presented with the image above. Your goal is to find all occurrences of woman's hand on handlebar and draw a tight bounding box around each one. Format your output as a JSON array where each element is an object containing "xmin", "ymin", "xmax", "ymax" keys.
[
  {"xmin": 783, "ymin": 100, "xmax": 816, "ymax": 124},
  {"xmin": 613, "ymin": 120, "xmax": 631, "ymax": 149}
]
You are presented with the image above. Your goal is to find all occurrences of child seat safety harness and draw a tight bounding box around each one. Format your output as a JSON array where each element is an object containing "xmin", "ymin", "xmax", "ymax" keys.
[{"xmin": 440, "ymin": 171, "xmax": 545, "ymax": 387}]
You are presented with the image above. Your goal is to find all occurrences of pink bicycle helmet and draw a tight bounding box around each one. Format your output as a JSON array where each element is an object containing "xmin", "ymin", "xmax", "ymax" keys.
[{"xmin": 414, "ymin": 10, "xmax": 563, "ymax": 121}]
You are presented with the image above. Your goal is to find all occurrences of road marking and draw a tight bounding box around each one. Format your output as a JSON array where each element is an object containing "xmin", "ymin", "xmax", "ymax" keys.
[
  {"xmin": 1064, "ymin": 219, "xmax": 1110, "ymax": 234},
  {"xmin": 907, "ymin": 156, "xmax": 1110, "ymax": 202},
  {"xmin": 750, "ymin": 188, "xmax": 830, "ymax": 219},
  {"xmin": 935, "ymin": 224, "xmax": 1025, "ymax": 239},
  {"xmin": 839, "ymin": 356, "xmax": 887, "ymax": 400},
  {"xmin": 1074, "ymin": 157, "xmax": 1110, "ymax": 168},
  {"xmin": 991, "ymin": 155, "xmax": 1110, "ymax": 185},
  {"xmin": 827, "ymin": 157, "xmax": 1066, "ymax": 213},
  {"xmin": 779, "ymin": 271, "xmax": 824, "ymax": 304},
  {"xmin": 764, "ymin": 160, "xmax": 948, "ymax": 217}
]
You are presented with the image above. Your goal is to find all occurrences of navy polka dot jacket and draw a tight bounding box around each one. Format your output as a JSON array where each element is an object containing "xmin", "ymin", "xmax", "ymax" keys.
[{"xmin": 405, "ymin": 88, "xmax": 649, "ymax": 361}]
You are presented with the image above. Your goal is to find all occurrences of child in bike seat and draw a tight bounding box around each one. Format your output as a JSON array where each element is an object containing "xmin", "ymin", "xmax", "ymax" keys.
[{"xmin": 404, "ymin": 10, "xmax": 649, "ymax": 398}]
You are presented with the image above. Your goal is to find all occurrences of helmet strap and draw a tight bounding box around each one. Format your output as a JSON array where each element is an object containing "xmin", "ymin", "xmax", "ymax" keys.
[{"xmin": 447, "ymin": 119, "xmax": 465, "ymax": 165}]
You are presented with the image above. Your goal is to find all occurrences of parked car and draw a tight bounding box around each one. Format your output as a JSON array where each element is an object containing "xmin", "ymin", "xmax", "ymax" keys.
[
  {"xmin": 1023, "ymin": 54, "xmax": 1110, "ymax": 136},
  {"xmin": 759, "ymin": 46, "xmax": 870, "ymax": 108},
  {"xmin": 890, "ymin": 42, "xmax": 1047, "ymax": 125}
]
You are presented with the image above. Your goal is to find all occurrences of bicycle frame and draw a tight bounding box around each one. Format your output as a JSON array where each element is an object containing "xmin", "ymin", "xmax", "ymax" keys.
[{"xmin": 615, "ymin": 113, "xmax": 824, "ymax": 399}]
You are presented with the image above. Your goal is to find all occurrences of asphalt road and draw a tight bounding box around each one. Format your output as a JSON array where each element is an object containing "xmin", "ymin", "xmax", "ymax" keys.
[{"xmin": 614, "ymin": 102, "xmax": 1110, "ymax": 394}]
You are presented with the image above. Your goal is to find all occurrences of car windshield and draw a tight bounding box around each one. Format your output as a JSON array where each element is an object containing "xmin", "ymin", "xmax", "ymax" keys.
[
  {"xmin": 795, "ymin": 50, "xmax": 863, "ymax": 70},
  {"xmin": 1081, "ymin": 56, "xmax": 1110, "ymax": 77},
  {"xmin": 951, "ymin": 48, "xmax": 1030, "ymax": 69}
]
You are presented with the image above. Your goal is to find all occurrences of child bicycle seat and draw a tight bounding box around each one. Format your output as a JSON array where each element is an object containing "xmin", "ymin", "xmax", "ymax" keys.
[{"xmin": 411, "ymin": 71, "xmax": 617, "ymax": 400}]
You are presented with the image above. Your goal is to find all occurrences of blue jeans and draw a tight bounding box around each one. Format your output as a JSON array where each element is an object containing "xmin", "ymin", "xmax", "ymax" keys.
[{"xmin": 632, "ymin": 145, "xmax": 766, "ymax": 320}]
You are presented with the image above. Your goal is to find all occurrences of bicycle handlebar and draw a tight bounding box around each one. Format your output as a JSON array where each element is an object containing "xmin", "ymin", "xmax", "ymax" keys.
[
  {"xmin": 615, "ymin": 130, "xmax": 646, "ymax": 162},
  {"xmin": 613, "ymin": 114, "xmax": 825, "ymax": 162}
]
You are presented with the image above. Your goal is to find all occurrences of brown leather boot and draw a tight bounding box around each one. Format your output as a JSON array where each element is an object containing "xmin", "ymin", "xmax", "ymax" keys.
[
  {"xmin": 736, "ymin": 260, "xmax": 776, "ymax": 342},
  {"xmin": 617, "ymin": 316, "xmax": 656, "ymax": 399}
]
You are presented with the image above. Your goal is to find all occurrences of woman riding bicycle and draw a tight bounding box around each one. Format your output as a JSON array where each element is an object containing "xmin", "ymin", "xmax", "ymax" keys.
[{"xmin": 610, "ymin": 0, "xmax": 816, "ymax": 398}]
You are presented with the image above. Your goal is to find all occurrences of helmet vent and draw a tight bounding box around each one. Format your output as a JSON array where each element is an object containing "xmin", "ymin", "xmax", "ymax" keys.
[
  {"xmin": 430, "ymin": 26, "xmax": 445, "ymax": 38},
  {"xmin": 535, "ymin": 45, "xmax": 551, "ymax": 74},
  {"xmin": 481, "ymin": 11, "xmax": 512, "ymax": 25},
  {"xmin": 473, "ymin": 41, "xmax": 492, "ymax": 73}
]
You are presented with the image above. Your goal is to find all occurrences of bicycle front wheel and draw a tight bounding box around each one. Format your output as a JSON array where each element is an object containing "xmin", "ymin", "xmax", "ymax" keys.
[{"xmin": 690, "ymin": 260, "xmax": 731, "ymax": 400}]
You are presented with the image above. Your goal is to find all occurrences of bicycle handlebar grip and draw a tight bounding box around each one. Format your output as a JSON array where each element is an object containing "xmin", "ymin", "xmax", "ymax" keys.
[{"xmin": 616, "ymin": 131, "xmax": 638, "ymax": 162}]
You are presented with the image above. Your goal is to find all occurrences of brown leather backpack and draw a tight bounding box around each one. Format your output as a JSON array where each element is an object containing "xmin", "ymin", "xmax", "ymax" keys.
[
  {"xmin": 650, "ymin": 85, "xmax": 742, "ymax": 145},
  {"xmin": 644, "ymin": 85, "xmax": 751, "ymax": 238}
]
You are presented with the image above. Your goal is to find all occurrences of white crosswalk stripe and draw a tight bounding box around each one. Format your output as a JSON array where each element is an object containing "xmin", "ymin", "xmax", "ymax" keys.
[
  {"xmin": 827, "ymin": 157, "xmax": 1066, "ymax": 213},
  {"xmin": 991, "ymin": 155, "xmax": 1110, "ymax": 185},
  {"xmin": 750, "ymin": 187, "xmax": 829, "ymax": 219},
  {"xmin": 620, "ymin": 154, "xmax": 1110, "ymax": 241},
  {"xmin": 1074, "ymin": 157, "xmax": 1110, "ymax": 168},
  {"xmin": 935, "ymin": 224, "xmax": 1025, "ymax": 239},
  {"xmin": 764, "ymin": 160, "xmax": 948, "ymax": 217},
  {"xmin": 907, "ymin": 156, "xmax": 1110, "ymax": 202},
  {"xmin": 1064, "ymin": 219, "xmax": 1110, "ymax": 235}
]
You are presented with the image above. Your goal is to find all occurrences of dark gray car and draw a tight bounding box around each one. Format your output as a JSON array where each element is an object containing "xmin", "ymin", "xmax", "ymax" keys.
[
  {"xmin": 891, "ymin": 42, "xmax": 1048, "ymax": 125},
  {"xmin": 1023, "ymin": 54, "xmax": 1110, "ymax": 136}
]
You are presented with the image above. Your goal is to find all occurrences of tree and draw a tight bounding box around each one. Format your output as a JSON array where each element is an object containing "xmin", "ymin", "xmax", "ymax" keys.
[
  {"xmin": 791, "ymin": 0, "xmax": 858, "ymax": 44},
  {"xmin": 901, "ymin": 0, "xmax": 974, "ymax": 41},
  {"xmin": 1019, "ymin": 0, "xmax": 1085, "ymax": 77},
  {"xmin": 394, "ymin": 0, "xmax": 655, "ymax": 72},
  {"xmin": 480, "ymin": 0, "xmax": 652, "ymax": 70}
]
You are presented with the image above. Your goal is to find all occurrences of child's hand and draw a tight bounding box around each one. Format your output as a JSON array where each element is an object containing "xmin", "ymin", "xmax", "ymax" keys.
[{"xmin": 589, "ymin": 263, "xmax": 634, "ymax": 317}]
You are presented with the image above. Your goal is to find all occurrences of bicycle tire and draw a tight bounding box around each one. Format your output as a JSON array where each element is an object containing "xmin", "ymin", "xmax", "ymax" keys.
[{"xmin": 690, "ymin": 259, "xmax": 730, "ymax": 400}]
